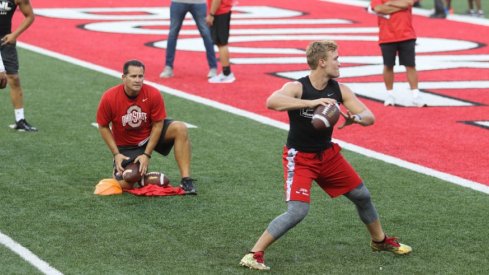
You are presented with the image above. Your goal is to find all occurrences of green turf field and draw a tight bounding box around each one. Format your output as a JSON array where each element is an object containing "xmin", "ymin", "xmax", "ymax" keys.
[{"xmin": 0, "ymin": 49, "xmax": 488, "ymax": 274}]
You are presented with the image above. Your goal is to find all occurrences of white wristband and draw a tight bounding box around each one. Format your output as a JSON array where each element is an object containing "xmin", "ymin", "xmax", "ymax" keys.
[{"xmin": 0, "ymin": 53, "xmax": 4, "ymax": 72}]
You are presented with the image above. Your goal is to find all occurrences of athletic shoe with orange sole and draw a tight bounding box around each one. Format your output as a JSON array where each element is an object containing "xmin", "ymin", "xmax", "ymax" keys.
[{"xmin": 371, "ymin": 236, "xmax": 412, "ymax": 255}]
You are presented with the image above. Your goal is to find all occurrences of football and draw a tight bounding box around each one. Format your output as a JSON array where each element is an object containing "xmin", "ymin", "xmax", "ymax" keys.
[
  {"xmin": 140, "ymin": 172, "xmax": 170, "ymax": 187},
  {"xmin": 311, "ymin": 103, "xmax": 340, "ymax": 130},
  {"xmin": 122, "ymin": 162, "xmax": 142, "ymax": 184}
]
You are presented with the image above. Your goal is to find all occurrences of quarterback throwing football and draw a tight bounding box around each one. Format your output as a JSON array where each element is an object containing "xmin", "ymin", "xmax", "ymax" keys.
[{"xmin": 240, "ymin": 40, "xmax": 412, "ymax": 271}]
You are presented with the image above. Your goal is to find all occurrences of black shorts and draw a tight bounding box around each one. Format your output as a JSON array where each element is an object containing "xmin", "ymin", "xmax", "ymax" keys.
[
  {"xmin": 380, "ymin": 39, "xmax": 416, "ymax": 67},
  {"xmin": 113, "ymin": 119, "xmax": 175, "ymax": 178},
  {"xmin": 0, "ymin": 43, "xmax": 19, "ymax": 74},
  {"xmin": 211, "ymin": 12, "xmax": 231, "ymax": 46}
]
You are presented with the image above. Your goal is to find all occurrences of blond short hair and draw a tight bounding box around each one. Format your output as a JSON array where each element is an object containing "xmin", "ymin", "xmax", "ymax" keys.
[{"xmin": 306, "ymin": 40, "xmax": 338, "ymax": 69}]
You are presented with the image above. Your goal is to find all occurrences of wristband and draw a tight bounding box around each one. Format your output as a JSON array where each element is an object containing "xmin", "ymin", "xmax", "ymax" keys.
[
  {"xmin": 143, "ymin": 152, "xmax": 152, "ymax": 159},
  {"xmin": 353, "ymin": 114, "xmax": 362, "ymax": 122},
  {"xmin": 209, "ymin": 13, "xmax": 215, "ymax": 17},
  {"xmin": 113, "ymin": 152, "xmax": 120, "ymax": 157},
  {"xmin": 0, "ymin": 54, "xmax": 4, "ymax": 71}
]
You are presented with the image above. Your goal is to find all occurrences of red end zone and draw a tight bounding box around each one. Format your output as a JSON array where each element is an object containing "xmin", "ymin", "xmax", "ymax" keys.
[{"xmin": 16, "ymin": 0, "xmax": 489, "ymax": 187}]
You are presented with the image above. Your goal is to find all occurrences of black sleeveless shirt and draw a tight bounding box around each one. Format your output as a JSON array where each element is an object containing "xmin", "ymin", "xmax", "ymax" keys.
[
  {"xmin": 0, "ymin": 0, "xmax": 17, "ymax": 36},
  {"xmin": 286, "ymin": 76, "xmax": 343, "ymax": 152}
]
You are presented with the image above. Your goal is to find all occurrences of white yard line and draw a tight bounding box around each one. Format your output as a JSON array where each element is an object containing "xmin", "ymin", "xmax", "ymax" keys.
[{"xmin": 0, "ymin": 230, "xmax": 63, "ymax": 275}]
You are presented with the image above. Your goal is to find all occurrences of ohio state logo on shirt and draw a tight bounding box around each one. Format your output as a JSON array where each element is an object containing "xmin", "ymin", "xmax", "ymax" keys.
[{"xmin": 121, "ymin": 105, "xmax": 147, "ymax": 128}]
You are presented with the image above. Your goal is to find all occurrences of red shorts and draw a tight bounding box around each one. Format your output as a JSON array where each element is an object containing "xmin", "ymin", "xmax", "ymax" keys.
[{"xmin": 282, "ymin": 143, "xmax": 362, "ymax": 202}]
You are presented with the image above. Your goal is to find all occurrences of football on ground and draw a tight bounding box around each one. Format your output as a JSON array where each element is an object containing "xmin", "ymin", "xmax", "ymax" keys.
[
  {"xmin": 122, "ymin": 162, "xmax": 142, "ymax": 183},
  {"xmin": 311, "ymin": 103, "xmax": 340, "ymax": 130},
  {"xmin": 140, "ymin": 172, "xmax": 170, "ymax": 187}
]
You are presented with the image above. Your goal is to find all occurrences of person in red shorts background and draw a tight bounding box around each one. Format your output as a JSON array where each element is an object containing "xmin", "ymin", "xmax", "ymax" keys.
[{"xmin": 239, "ymin": 41, "xmax": 412, "ymax": 271}]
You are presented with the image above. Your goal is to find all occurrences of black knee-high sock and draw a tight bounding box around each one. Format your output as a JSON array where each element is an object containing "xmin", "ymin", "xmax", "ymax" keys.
[{"xmin": 223, "ymin": 66, "xmax": 231, "ymax": 76}]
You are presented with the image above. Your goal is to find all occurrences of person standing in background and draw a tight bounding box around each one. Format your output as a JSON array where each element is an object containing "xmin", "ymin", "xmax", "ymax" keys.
[
  {"xmin": 206, "ymin": 0, "xmax": 235, "ymax": 83},
  {"xmin": 370, "ymin": 0, "xmax": 424, "ymax": 107},
  {"xmin": 0, "ymin": 0, "xmax": 38, "ymax": 131},
  {"xmin": 160, "ymin": 0, "xmax": 218, "ymax": 79}
]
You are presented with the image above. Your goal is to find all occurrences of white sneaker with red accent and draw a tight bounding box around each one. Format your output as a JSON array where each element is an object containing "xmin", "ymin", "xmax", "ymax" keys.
[
  {"xmin": 240, "ymin": 252, "xmax": 270, "ymax": 270},
  {"xmin": 371, "ymin": 236, "xmax": 412, "ymax": 255}
]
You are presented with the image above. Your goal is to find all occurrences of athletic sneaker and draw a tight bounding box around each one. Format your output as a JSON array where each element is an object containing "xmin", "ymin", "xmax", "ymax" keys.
[
  {"xmin": 11, "ymin": 119, "xmax": 38, "ymax": 132},
  {"xmin": 384, "ymin": 93, "xmax": 395, "ymax": 106},
  {"xmin": 159, "ymin": 66, "xmax": 173, "ymax": 78},
  {"xmin": 371, "ymin": 236, "xmax": 412, "ymax": 255},
  {"xmin": 240, "ymin": 252, "xmax": 270, "ymax": 271},
  {"xmin": 208, "ymin": 72, "xmax": 236, "ymax": 83},
  {"xmin": 207, "ymin": 68, "xmax": 217, "ymax": 78},
  {"xmin": 412, "ymin": 94, "xmax": 426, "ymax": 107},
  {"xmin": 180, "ymin": 177, "xmax": 197, "ymax": 195}
]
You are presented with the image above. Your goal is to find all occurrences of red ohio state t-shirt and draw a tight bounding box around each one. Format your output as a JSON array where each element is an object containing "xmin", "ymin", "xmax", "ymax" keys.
[
  {"xmin": 96, "ymin": 84, "xmax": 166, "ymax": 147},
  {"xmin": 207, "ymin": 0, "xmax": 233, "ymax": 15},
  {"xmin": 371, "ymin": 0, "xmax": 417, "ymax": 44}
]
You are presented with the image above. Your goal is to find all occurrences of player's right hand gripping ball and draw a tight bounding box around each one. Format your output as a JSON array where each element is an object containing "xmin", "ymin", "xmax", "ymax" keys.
[
  {"xmin": 140, "ymin": 172, "xmax": 170, "ymax": 187},
  {"xmin": 311, "ymin": 103, "xmax": 340, "ymax": 130},
  {"xmin": 122, "ymin": 162, "xmax": 142, "ymax": 184}
]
